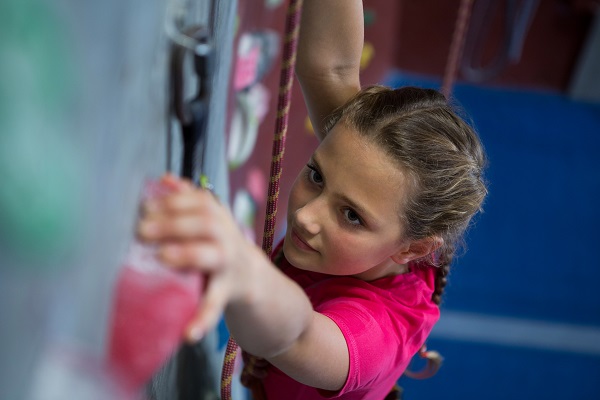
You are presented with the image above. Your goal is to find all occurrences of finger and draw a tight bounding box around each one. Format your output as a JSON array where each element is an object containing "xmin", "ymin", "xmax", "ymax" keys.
[
  {"xmin": 143, "ymin": 189, "xmax": 218, "ymax": 217},
  {"xmin": 166, "ymin": 191, "xmax": 214, "ymax": 212},
  {"xmin": 138, "ymin": 212, "xmax": 222, "ymax": 242},
  {"xmin": 139, "ymin": 175, "xmax": 193, "ymax": 218},
  {"xmin": 185, "ymin": 276, "xmax": 230, "ymax": 342},
  {"xmin": 160, "ymin": 174, "xmax": 194, "ymax": 192},
  {"xmin": 158, "ymin": 242, "xmax": 223, "ymax": 272}
]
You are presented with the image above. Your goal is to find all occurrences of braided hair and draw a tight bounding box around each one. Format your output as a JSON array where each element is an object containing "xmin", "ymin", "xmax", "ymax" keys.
[{"xmin": 324, "ymin": 86, "xmax": 487, "ymax": 305}]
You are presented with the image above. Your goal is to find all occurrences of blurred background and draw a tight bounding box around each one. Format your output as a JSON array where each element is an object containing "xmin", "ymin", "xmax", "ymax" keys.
[{"xmin": 1, "ymin": 0, "xmax": 599, "ymax": 399}]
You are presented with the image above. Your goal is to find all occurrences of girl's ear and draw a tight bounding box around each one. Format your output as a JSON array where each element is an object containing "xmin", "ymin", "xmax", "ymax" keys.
[{"xmin": 391, "ymin": 237, "xmax": 444, "ymax": 265}]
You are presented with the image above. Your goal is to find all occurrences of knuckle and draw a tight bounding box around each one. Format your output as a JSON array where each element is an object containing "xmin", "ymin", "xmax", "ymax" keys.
[
  {"xmin": 159, "ymin": 194, "xmax": 181, "ymax": 212},
  {"xmin": 203, "ymin": 218, "xmax": 221, "ymax": 237},
  {"xmin": 192, "ymin": 244, "xmax": 224, "ymax": 268}
]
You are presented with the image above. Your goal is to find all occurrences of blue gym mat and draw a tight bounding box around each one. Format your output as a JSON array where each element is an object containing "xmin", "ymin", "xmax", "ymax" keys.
[{"xmin": 398, "ymin": 338, "xmax": 600, "ymax": 400}]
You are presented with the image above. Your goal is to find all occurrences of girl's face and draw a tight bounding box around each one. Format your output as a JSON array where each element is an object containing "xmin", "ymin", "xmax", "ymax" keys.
[{"xmin": 284, "ymin": 124, "xmax": 412, "ymax": 280}]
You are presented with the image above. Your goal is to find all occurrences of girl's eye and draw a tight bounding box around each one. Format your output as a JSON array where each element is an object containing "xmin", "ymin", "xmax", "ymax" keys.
[
  {"xmin": 306, "ymin": 165, "xmax": 323, "ymax": 185},
  {"xmin": 343, "ymin": 208, "xmax": 363, "ymax": 226}
]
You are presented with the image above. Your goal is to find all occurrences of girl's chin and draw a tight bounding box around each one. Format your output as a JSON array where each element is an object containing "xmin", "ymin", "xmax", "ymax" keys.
[{"xmin": 283, "ymin": 240, "xmax": 319, "ymax": 269}]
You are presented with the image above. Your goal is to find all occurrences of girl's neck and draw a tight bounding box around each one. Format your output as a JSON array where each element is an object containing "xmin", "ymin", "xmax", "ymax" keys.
[{"xmin": 352, "ymin": 261, "xmax": 409, "ymax": 282}]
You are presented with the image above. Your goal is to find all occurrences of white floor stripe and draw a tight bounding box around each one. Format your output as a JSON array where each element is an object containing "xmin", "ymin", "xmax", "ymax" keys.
[{"xmin": 431, "ymin": 311, "xmax": 600, "ymax": 356}]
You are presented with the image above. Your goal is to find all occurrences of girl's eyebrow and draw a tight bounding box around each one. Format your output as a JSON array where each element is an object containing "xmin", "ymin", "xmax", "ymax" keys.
[{"xmin": 312, "ymin": 154, "xmax": 378, "ymax": 225}]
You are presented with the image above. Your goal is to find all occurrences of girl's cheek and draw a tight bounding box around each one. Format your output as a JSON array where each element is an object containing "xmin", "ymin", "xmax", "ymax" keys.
[{"xmin": 324, "ymin": 231, "xmax": 357, "ymax": 266}]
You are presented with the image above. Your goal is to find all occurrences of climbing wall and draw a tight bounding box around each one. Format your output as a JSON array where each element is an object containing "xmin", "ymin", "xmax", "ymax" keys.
[{"xmin": 0, "ymin": 0, "xmax": 234, "ymax": 399}]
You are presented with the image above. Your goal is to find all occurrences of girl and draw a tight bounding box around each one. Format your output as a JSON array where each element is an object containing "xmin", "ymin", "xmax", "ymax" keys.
[{"xmin": 138, "ymin": 1, "xmax": 487, "ymax": 398}]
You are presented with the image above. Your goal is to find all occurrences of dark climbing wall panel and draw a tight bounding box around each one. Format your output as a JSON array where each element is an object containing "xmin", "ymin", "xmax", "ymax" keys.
[{"xmin": 393, "ymin": 0, "xmax": 594, "ymax": 91}]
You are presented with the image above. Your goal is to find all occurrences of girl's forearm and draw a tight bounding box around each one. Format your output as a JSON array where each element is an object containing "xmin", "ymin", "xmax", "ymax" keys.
[
  {"xmin": 296, "ymin": 0, "xmax": 364, "ymax": 139},
  {"xmin": 223, "ymin": 245, "xmax": 314, "ymax": 359}
]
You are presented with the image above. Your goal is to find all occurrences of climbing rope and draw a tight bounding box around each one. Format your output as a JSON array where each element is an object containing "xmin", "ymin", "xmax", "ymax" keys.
[
  {"xmin": 441, "ymin": 0, "xmax": 475, "ymax": 98},
  {"xmin": 220, "ymin": 1, "xmax": 304, "ymax": 399}
]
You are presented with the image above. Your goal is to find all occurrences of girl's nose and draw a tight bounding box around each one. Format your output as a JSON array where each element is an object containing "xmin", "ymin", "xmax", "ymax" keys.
[{"xmin": 294, "ymin": 199, "xmax": 322, "ymax": 236}]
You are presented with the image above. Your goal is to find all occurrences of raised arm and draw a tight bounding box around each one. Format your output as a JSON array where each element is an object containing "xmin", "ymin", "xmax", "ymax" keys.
[{"xmin": 296, "ymin": 0, "xmax": 364, "ymax": 140}]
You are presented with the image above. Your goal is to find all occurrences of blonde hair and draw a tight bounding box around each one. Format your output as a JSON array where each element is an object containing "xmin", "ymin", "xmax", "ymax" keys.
[{"xmin": 324, "ymin": 85, "xmax": 488, "ymax": 305}]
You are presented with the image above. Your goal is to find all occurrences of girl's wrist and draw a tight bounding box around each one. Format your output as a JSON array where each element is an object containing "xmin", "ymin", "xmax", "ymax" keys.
[{"xmin": 229, "ymin": 241, "xmax": 271, "ymax": 308}]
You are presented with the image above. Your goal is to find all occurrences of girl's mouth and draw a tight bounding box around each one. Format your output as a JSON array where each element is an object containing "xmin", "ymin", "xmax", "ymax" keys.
[{"xmin": 291, "ymin": 229, "xmax": 317, "ymax": 252}]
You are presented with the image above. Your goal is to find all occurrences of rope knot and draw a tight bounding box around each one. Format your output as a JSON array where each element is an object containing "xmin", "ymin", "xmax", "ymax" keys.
[{"xmin": 241, "ymin": 352, "xmax": 270, "ymax": 386}]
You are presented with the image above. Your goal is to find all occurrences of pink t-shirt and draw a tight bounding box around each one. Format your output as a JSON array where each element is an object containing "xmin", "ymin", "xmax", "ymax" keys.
[{"xmin": 262, "ymin": 244, "xmax": 440, "ymax": 400}]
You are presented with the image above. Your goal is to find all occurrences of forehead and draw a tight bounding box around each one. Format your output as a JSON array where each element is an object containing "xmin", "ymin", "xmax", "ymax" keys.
[{"xmin": 315, "ymin": 125, "xmax": 410, "ymax": 227}]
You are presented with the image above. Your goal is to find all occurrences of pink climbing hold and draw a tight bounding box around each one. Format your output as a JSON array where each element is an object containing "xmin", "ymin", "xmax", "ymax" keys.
[
  {"xmin": 106, "ymin": 178, "xmax": 202, "ymax": 392},
  {"xmin": 247, "ymin": 167, "xmax": 267, "ymax": 204}
]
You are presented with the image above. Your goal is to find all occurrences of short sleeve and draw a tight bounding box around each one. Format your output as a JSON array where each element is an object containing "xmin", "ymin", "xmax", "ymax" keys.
[{"xmin": 308, "ymin": 278, "xmax": 434, "ymax": 398}]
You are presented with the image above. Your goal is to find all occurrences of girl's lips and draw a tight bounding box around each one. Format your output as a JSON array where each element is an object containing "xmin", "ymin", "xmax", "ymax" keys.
[{"xmin": 291, "ymin": 229, "xmax": 317, "ymax": 252}]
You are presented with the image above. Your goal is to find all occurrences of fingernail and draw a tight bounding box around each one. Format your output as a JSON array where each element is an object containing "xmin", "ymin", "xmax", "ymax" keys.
[
  {"xmin": 162, "ymin": 174, "xmax": 184, "ymax": 191},
  {"xmin": 187, "ymin": 324, "xmax": 204, "ymax": 342}
]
